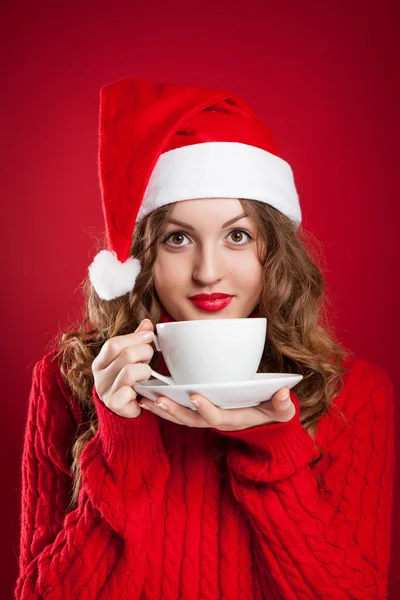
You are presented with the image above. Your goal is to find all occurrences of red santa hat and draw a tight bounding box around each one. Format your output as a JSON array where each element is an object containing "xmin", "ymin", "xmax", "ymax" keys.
[{"xmin": 88, "ymin": 76, "xmax": 302, "ymax": 300}]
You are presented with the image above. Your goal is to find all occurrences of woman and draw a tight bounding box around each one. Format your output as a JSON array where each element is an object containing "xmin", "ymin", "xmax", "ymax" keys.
[{"xmin": 15, "ymin": 76, "xmax": 395, "ymax": 599}]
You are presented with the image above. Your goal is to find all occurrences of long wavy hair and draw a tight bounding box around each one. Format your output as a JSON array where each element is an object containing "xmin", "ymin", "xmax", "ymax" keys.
[{"xmin": 50, "ymin": 198, "xmax": 354, "ymax": 512}]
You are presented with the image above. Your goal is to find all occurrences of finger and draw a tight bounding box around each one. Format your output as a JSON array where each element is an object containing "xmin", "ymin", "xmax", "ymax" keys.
[
  {"xmin": 273, "ymin": 387, "xmax": 291, "ymax": 407},
  {"xmin": 105, "ymin": 342, "xmax": 154, "ymax": 389},
  {"xmin": 188, "ymin": 394, "xmax": 250, "ymax": 429},
  {"xmin": 133, "ymin": 319, "xmax": 156, "ymax": 365},
  {"xmin": 94, "ymin": 319, "xmax": 155, "ymax": 370},
  {"xmin": 271, "ymin": 387, "xmax": 296, "ymax": 421},
  {"xmin": 105, "ymin": 385, "xmax": 141, "ymax": 418},
  {"xmin": 149, "ymin": 396, "xmax": 210, "ymax": 428},
  {"xmin": 110, "ymin": 361, "xmax": 153, "ymax": 394},
  {"xmin": 139, "ymin": 399, "xmax": 192, "ymax": 426}
]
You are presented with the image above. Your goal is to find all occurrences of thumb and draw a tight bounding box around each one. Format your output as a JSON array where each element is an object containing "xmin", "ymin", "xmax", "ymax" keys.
[
  {"xmin": 274, "ymin": 387, "xmax": 291, "ymax": 409},
  {"xmin": 272, "ymin": 387, "xmax": 296, "ymax": 422},
  {"xmin": 135, "ymin": 318, "xmax": 154, "ymax": 332},
  {"xmin": 135, "ymin": 319, "xmax": 155, "ymax": 365}
]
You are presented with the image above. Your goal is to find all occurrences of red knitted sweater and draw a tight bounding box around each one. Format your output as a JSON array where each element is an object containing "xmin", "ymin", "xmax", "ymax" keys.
[{"xmin": 15, "ymin": 315, "xmax": 395, "ymax": 599}]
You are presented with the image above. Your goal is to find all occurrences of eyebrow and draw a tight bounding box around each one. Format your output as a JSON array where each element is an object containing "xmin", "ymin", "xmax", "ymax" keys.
[{"xmin": 166, "ymin": 213, "xmax": 249, "ymax": 231}]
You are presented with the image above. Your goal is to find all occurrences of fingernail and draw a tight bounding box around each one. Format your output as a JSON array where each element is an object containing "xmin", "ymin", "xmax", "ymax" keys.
[
  {"xmin": 279, "ymin": 390, "xmax": 290, "ymax": 402},
  {"xmin": 155, "ymin": 402, "xmax": 168, "ymax": 411},
  {"xmin": 139, "ymin": 403, "xmax": 151, "ymax": 410},
  {"xmin": 139, "ymin": 331, "xmax": 154, "ymax": 341},
  {"xmin": 190, "ymin": 397, "xmax": 200, "ymax": 406}
]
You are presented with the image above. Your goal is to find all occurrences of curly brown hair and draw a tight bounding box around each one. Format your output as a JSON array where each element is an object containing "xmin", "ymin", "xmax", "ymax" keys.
[{"xmin": 49, "ymin": 198, "xmax": 354, "ymax": 512}]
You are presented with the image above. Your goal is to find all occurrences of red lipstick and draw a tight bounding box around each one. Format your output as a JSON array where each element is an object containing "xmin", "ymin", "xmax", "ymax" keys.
[{"xmin": 188, "ymin": 293, "xmax": 234, "ymax": 312}]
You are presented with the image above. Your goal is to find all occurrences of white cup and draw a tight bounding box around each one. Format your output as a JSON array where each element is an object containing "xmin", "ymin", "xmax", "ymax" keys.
[{"xmin": 151, "ymin": 318, "xmax": 267, "ymax": 385}]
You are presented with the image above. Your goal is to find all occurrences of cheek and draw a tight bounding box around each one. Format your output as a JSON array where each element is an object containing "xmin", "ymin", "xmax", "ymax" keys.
[
  {"xmin": 232, "ymin": 254, "xmax": 263, "ymax": 285},
  {"xmin": 153, "ymin": 253, "xmax": 187, "ymax": 291}
]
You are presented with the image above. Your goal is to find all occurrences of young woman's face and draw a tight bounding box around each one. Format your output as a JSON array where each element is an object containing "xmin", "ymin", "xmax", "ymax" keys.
[{"xmin": 153, "ymin": 198, "xmax": 264, "ymax": 321}]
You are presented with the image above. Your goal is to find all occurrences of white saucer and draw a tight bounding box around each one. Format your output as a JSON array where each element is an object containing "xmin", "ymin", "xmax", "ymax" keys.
[{"xmin": 133, "ymin": 373, "xmax": 303, "ymax": 410}]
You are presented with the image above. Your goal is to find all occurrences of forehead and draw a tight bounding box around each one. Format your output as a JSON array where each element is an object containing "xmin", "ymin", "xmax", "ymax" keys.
[{"xmin": 169, "ymin": 197, "xmax": 245, "ymax": 219}]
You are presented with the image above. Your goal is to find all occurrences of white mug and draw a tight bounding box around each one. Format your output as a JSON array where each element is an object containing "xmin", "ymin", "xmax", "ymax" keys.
[{"xmin": 150, "ymin": 318, "xmax": 267, "ymax": 385}]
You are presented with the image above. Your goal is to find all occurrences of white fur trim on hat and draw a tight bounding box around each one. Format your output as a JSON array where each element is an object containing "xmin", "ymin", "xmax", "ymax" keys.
[
  {"xmin": 88, "ymin": 250, "xmax": 142, "ymax": 301},
  {"xmin": 136, "ymin": 141, "xmax": 302, "ymax": 226}
]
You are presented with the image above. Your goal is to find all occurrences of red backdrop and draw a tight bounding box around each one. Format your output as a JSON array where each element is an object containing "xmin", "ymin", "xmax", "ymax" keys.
[{"xmin": 2, "ymin": 1, "xmax": 399, "ymax": 597}]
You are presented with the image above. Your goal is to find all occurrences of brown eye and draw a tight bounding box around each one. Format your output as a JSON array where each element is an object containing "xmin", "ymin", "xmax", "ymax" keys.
[
  {"xmin": 165, "ymin": 232, "xmax": 189, "ymax": 246},
  {"xmin": 162, "ymin": 229, "xmax": 253, "ymax": 248},
  {"xmin": 227, "ymin": 230, "xmax": 252, "ymax": 246}
]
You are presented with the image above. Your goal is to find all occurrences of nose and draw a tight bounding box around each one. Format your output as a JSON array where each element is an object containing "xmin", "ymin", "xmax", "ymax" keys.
[{"xmin": 192, "ymin": 243, "xmax": 224, "ymax": 285}]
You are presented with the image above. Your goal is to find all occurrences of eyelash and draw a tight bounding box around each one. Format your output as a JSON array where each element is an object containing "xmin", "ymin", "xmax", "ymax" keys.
[{"xmin": 162, "ymin": 229, "xmax": 254, "ymax": 248}]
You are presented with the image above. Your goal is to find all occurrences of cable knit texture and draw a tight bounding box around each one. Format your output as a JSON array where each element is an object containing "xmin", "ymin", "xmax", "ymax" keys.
[{"xmin": 15, "ymin": 312, "xmax": 395, "ymax": 599}]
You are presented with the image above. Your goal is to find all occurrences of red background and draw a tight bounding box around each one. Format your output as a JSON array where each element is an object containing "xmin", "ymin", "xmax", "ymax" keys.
[{"xmin": 2, "ymin": 1, "xmax": 399, "ymax": 597}]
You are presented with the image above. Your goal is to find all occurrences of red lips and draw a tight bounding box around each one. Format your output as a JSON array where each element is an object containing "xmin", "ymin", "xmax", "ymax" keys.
[{"xmin": 188, "ymin": 293, "xmax": 234, "ymax": 300}]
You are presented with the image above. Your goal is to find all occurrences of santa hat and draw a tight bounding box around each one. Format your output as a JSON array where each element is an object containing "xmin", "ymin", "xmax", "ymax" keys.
[{"xmin": 88, "ymin": 76, "xmax": 302, "ymax": 301}]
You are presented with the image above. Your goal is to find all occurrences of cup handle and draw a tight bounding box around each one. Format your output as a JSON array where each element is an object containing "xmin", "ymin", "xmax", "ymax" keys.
[
  {"xmin": 150, "ymin": 369, "xmax": 175, "ymax": 385},
  {"xmin": 153, "ymin": 332, "xmax": 161, "ymax": 352},
  {"xmin": 150, "ymin": 334, "xmax": 175, "ymax": 385}
]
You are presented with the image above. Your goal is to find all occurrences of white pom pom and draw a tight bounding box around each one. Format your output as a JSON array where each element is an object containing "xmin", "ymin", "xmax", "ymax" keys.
[{"xmin": 88, "ymin": 250, "xmax": 142, "ymax": 300}]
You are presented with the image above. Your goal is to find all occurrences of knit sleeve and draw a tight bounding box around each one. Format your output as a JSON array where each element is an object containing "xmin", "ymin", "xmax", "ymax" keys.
[
  {"xmin": 15, "ymin": 352, "xmax": 170, "ymax": 599},
  {"xmin": 213, "ymin": 364, "xmax": 395, "ymax": 599}
]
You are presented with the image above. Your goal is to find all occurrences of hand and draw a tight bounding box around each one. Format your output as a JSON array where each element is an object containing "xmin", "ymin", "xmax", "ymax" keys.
[
  {"xmin": 138, "ymin": 386, "xmax": 296, "ymax": 431},
  {"xmin": 92, "ymin": 318, "xmax": 156, "ymax": 418}
]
